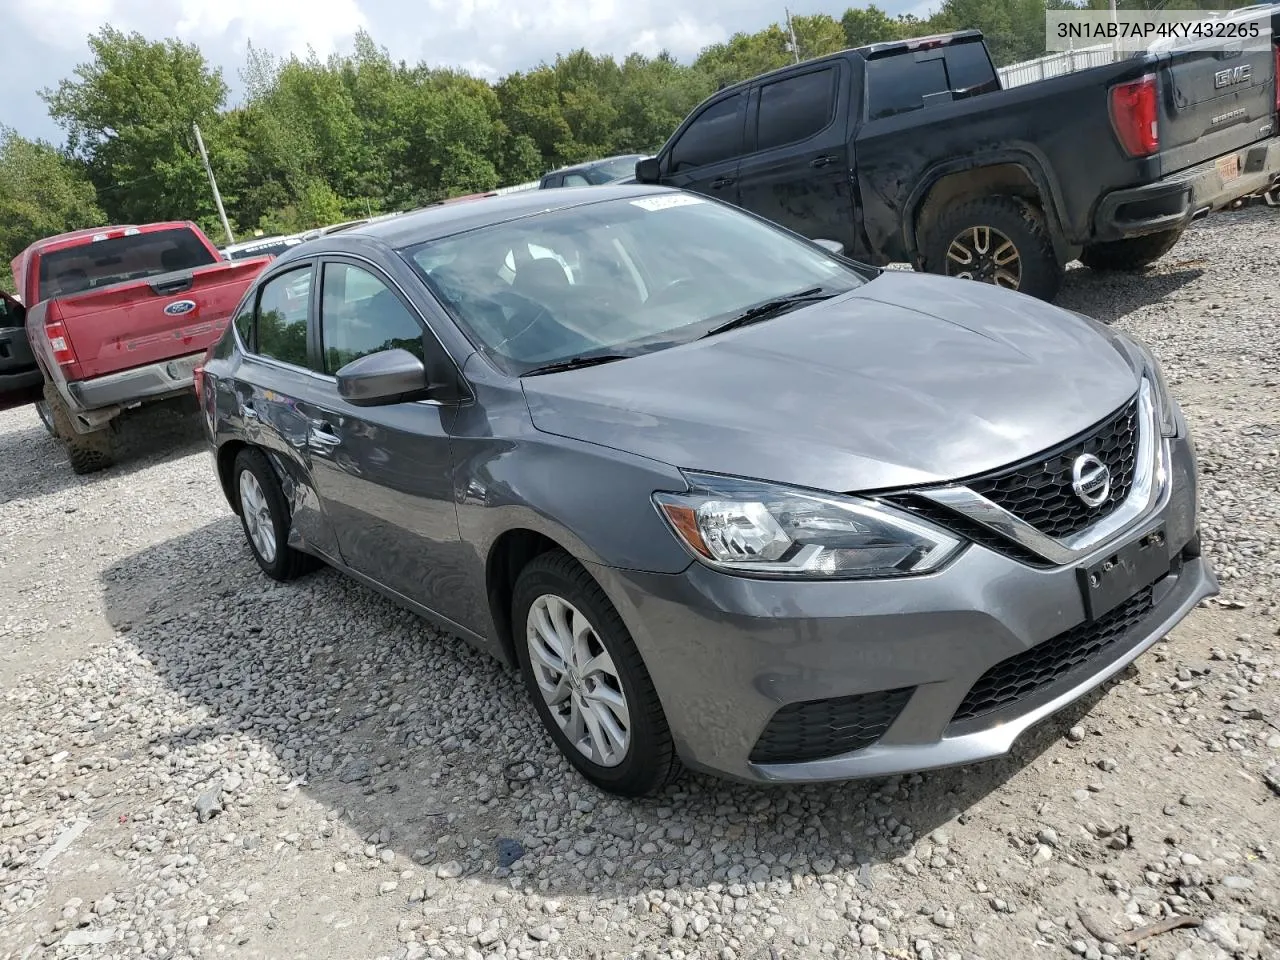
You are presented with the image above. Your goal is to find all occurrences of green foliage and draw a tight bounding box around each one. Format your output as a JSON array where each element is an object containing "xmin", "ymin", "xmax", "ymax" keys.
[
  {"xmin": 11, "ymin": 1, "xmax": 1261, "ymax": 246},
  {"xmin": 0, "ymin": 127, "xmax": 105, "ymax": 270}
]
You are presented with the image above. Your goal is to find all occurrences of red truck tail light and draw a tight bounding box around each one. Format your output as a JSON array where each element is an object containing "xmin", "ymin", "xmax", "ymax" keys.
[
  {"xmin": 45, "ymin": 320, "xmax": 78, "ymax": 367},
  {"xmin": 1109, "ymin": 74, "xmax": 1159, "ymax": 158},
  {"xmin": 193, "ymin": 364, "xmax": 206, "ymax": 405}
]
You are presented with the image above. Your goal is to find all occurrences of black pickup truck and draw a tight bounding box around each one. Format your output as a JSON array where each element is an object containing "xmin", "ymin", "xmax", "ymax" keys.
[{"xmin": 634, "ymin": 20, "xmax": 1280, "ymax": 300}]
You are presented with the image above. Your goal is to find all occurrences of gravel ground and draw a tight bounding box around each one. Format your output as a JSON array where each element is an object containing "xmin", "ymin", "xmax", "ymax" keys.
[{"xmin": 2, "ymin": 208, "xmax": 1279, "ymax": 960}]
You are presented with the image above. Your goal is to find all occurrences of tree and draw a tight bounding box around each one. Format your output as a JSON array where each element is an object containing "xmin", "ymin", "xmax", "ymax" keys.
[
  {"xmin": 0, "ymin": 127, "xmax": 105, "ymax": 269},
  {"xmin": 41, "ymin": 27, "xmax": 229, "ymax": 225},
  {"xmin": 841, "ymin": 5, "xmax": 910, "ymax": 46}
]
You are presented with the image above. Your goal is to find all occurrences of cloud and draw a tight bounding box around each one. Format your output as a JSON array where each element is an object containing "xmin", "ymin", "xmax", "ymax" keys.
[{"xmin": 3, "ymin": 0, "xmax": 925, "ymax": 142}]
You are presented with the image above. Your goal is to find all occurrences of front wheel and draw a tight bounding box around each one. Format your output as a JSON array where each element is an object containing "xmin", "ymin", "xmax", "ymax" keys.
[
  {"xmin": 512, "ymin": 550, "xmax": 681, "ymax": 797},
  {"xmin": 922, "ymin": 195, "xmax": 1064, "ymax": 302}
]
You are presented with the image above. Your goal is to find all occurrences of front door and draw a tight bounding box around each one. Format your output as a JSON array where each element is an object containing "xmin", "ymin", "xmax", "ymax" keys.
[
  {"xmin": 734, "ymin": 63, "xmax": 859, "ymax": 252},
  {"xmin": 298, "ymin": 257, "xmax": 469, "ymax": 626},
  {"xmin": 659, "ymin": 89, "xmax": 749, "ymax": 205}
]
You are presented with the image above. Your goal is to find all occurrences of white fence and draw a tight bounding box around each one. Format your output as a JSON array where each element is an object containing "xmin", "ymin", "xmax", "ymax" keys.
[
  {"xmin": 493, "ymin": 180, "xmax": 541, "ymax": 195},
  {"xmin": 997, "ymin": 43, "xmax": 1120, "ymax": 88}
]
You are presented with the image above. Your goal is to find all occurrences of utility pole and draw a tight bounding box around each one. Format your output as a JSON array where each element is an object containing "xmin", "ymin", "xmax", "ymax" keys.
[
  {"xmin": 785, "ymin": 7, "xmax": 801, "ymax": 63},
  {"xmin": 192, "ymin": 122, "xmax": 235, "ymax": 247}
]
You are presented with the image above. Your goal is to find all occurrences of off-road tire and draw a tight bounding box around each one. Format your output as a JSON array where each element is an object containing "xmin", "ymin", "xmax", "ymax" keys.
[
  {"xmin": 1079, "ymin": 228, "xmax": 1184, "ymax": 272},
  {"xmin": 42, "ymin": 381, "xmax": 114, "ymax": 475},
  {"xmin": 512, "ymin": 549, "xmax": 682, "ymax": 797},
  {"xmin": 231, "ymin": 446, "xmax": 320, "ymax": 581},
  {"xmin": 922, "ymin": 194, "xmax": 1064, "ymax": 302}
]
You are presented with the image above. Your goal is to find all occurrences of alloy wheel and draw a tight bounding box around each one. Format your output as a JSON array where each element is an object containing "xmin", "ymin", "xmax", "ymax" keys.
[
  {"xmin": 945, "ymin": 224, "xmax": 1022, "ymax": 289},
  {"xmin": 238, "ymin": 469, "xmax": 277, "ymax": 564},
  {"xmin": 526, "ymin": 593, "xmax": 631, "ymax": 767}
]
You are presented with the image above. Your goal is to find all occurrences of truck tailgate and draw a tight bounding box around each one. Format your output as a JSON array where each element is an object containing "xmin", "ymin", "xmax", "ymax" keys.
[
  {"xmin": 1156, "ymin": 37, "xmax": 1276, "ymax": 175},
  {"xmin": 53, "ymin": 260, "xmax": 266, "ymax": 380}
]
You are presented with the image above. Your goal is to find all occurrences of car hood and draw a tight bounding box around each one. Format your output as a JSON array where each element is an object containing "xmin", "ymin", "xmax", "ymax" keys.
[{"xmin": 522, "ymin": 271, "xmax": 1141, "ymax": 493}]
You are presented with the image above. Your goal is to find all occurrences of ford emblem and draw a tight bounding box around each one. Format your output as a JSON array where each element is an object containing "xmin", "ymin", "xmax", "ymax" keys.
[{"xmin": 164, "ymin": 300, "xmax": 197, "ymax": 316}]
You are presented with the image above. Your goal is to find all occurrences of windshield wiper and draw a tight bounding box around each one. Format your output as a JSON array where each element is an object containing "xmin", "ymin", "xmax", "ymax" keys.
[
  {"xmin": 699, "ymin": 287, "xmax": 837, "ymax": 339},
  {"xmin": 520, "ymin": 354, "xmax": 632, "ymax": 377}
]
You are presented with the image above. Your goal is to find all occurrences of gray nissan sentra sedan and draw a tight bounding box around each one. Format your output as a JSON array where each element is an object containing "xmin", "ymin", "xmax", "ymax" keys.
[{"xmin": 197, "ymin": 184, "xmax": 1217, "ymax": 797}]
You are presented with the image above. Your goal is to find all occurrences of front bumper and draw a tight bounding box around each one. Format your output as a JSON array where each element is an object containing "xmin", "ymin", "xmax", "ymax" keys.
[
  {"xmin": 591, "ymin": 428, "xmax": 1215, "ymax": 784},
  {"xmin": 1094, "ymin": 137, "xmax": 1280, "ymax": 241}
]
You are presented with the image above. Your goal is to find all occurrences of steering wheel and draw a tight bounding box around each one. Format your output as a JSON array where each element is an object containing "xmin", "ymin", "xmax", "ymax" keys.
[{"xmin": 644, "ymin": 277, "xmax": 701, "ymax": 308}]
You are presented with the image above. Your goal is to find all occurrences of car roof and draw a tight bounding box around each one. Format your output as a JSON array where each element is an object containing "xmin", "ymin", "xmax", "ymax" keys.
[{"xmin": 305, "ymin": 183, "xmax": 677, "ymax": 252}]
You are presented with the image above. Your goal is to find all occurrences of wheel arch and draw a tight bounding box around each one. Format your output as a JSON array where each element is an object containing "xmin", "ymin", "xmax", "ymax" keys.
[
  {"xmin": 484, "ymin": 527, "xmax": 584, "ymax": 670},
  {"xmin": 907, "ymin": 151, "xmax": 1071, "ymax": 267}
]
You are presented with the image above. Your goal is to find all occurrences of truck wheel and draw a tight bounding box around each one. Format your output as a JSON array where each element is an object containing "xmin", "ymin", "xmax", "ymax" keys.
[
  {"xmin": 1079, "ymin": 228, "xmax": 1183, "ymax": 272},
  {"xmin": 923, "ymin": 195, "xmax": 1063, "ymax": 302},
  {"xmin": 42, "ymin": 381, "xmax": 114, "ymax": 475}
]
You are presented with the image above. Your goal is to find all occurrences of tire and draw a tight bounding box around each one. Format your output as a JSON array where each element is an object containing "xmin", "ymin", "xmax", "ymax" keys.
[
  {"xmin": 1079, "ymin": 228, "xmax": 1183, "ymax": 272},
  {"xmin": 922, "ymin": 195, "xmax": 1064, "ymax": 302},
  {"xmin": 34, "ymin": 399, "xmax": 56, "ymax": 437},
  {"xmin": 231, "ymin": 447, "xmax": 319, "ymax": 581},
  {"xmin": 42, "ymin": 381, "xmax": 114, "ymax": 475},
  {"xmin": 512, "ymin": 549, "xmax": 681, "ymax": 797}
]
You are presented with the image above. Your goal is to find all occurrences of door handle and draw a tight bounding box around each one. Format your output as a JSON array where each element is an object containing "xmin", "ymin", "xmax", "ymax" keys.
[
  {"xmin": 711, "ymin": 177, "xmax": 736, "ymax": 189},
  {"xmin": 309, "ymin": 421, "xmax": 341, "ymax": 446},
  {"xmin": 810, "ymin": 155, "xmax": 839, "ymax": 168}
]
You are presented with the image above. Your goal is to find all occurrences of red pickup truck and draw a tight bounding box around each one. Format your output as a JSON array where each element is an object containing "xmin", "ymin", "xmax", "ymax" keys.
[{"xmin": 6, "ymin": 222, "xmax": 269, "ymax": 473}]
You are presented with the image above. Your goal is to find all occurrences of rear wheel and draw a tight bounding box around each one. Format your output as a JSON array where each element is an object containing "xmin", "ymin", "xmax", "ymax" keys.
[
  {"xmin": 42, "ymin": 381, "xmax": 114, "ymax": 475},
  {"xmin": 232, "ymin": 447, "xmax": 319, "ymax": 581},
  {"xmin": 922, "ymin": 195, "xmax": 1063, "ymax": 302},
  {"xmin": 1079, "ymin": 228, "xmax": 1183, "ymax": 272},
  {"xmin": 512, "ymin": 549, "xmax": 681, "ymax": 797}
]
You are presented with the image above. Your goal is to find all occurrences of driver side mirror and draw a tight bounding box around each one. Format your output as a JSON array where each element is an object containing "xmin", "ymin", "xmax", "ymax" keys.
[
  {"xmin": 635, "ymin": 157, "xmax": 661, "ymax": 183},
  {"xmin": 813, "ymin": 238, "xmax": 845, "ymax": 256},
  {"xmin": 336, "ymin": 348, "xmax": 433, "ymax": 407}
]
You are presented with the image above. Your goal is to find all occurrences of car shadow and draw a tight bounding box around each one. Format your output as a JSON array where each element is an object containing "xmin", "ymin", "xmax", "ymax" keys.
[
  {"xmin": 101, "ymin": 518, "xmax": 1130, "ymax": 899},
  {"xmin": 0, "ymin": 400, "xmax": 206, "ymax": 506},
  {"xmin": 1057, "ymin": 264, "xmax": 1205, "ymax": 325}
]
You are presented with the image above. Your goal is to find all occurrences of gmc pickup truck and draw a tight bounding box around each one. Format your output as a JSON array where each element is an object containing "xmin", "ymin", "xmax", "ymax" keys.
[
  {"xmin": 9, "ymin": 222, "xmax": 269, "ymax": 473},
  {"xmin": 634, "ymin": 16, "xmax": 1280, "ymax": 301}
]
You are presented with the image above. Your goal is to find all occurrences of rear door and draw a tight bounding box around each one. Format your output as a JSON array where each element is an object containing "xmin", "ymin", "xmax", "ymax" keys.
[
  {"xmin": 1154, "ymin": 19, "xmax": 1277, "ymax": 175},
  {"xmin": 226, "ymin": 261, "xmax": 342, "ymax": 560},
  {"xmin": 296, "ymin": 257, "xmax": 469, "ymax": 626},
  {"xmin": 735, "ymin": 61, "xmax": 859, "ymax": 250},
  {"xmin": 658, "ymin": 89, "xmax": 749, "ymax": 202}
]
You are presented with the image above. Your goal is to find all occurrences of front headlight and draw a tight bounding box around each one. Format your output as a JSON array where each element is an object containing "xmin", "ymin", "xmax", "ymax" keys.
[
  {"xmin": 1123, "ymin": 335, "xmax": 1178, "ymax": 438},
  {"xmin": 653, "ymin": 472, "xmax": 964, "ymax": 579}
]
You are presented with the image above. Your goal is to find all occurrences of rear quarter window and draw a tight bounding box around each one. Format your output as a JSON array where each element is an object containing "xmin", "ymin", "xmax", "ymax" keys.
[{"xmin": 866, "ymin": 56, "xmax": 950, "ymax": 120}]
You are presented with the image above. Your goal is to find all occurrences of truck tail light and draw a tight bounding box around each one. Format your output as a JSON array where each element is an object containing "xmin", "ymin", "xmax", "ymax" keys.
[
  {"xmin": 45, "ymin": 320, "xmax": 78, "ymax": 367},
  {"xmin": 1109, "ymin": 74, "xmax": 1159, "ymax": 158},
  {"xmin": 193, "ymin": 364, "xmax": 205, "ymax": 405}
]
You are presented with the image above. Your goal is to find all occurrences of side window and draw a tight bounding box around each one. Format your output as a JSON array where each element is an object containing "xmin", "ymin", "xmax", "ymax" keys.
[
  {"xmin": 669, "ymin": 92, "xmax": 745, "ymax": 172},
  {"xmin": 563, "ymin": 173, "xmax": 590, "ymax": 187},
  {"xmin": 319, "ymin": 262, "xmax": 425, "ymax": 374},
  {"xmin": 756, "ymin": 68, "xmax": 837, "ymax": 152},
  {"xmin": 543, "ymin": 175, "xmax": 561, "ymax": 188},
  {"xmin": 233, "ymin": 294, "xmax": 254, "ymax": 349},
  {"xmin": 255, "ymin": 267, "xmax": 311, "ymax": 367}
]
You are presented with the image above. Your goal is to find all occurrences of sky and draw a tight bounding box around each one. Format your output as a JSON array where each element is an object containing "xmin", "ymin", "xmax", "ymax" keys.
[{"xmin": 0, "ymin": 0, "xmax": 934, "ymax": 146}]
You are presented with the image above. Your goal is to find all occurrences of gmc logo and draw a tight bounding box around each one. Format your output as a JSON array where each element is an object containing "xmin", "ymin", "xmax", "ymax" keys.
[{"xmin": 1214, "ymin": 64, "xmax": 1252, "ymax": 89}]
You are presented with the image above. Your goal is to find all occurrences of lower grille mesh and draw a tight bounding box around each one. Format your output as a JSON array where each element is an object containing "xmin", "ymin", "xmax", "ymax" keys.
[
  {"xmin": 952, "ymin": 585, "xmax": 1155, "ymax": 724},
  {"xmin": 750, "ymin": 687, "xmax": 914, "ymax": 764}
]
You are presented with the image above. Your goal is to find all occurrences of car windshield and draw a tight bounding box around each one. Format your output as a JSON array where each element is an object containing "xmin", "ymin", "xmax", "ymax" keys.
[
  {"xmin": 37, "ymin": 228, "xmax": 217, "ymax": 301},
  {"xmin": 586, "ymin": 157, "xmax": 640, "ymax": 183},
  {"xmin": 403, "ymin": 193, "xmax": 869, "ymax": 375}
]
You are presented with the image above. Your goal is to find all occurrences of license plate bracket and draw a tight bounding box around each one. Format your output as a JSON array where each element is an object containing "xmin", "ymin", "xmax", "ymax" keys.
[
  {"xmin": 1216, "ymin": 153, "xmax": 1241, "ymax": 183},
  {"xmin": 1077, "ymin": 525, "xmax": 1171, "ymax": 620}
]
